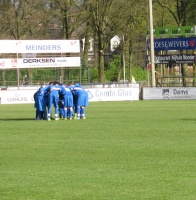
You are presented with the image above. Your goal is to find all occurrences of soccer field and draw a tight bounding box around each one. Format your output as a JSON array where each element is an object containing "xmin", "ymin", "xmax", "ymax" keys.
[{"xmin": 0, "ymin": 101, "xmax": 196, "ymax": 200}]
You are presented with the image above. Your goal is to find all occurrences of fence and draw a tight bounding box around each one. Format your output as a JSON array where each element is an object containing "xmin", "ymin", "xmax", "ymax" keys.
[{"xmin": 158, "ymin": 76, "xmax": 196, "ymax": 87}]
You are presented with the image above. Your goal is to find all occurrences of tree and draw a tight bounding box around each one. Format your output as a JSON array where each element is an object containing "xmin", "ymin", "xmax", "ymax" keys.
[
  {"xmin": 110, "ymin": 0, "xmax": 148, "ymax": 82},
  {"xmin": 156, "ymin": 0, "xmax": 196, "ymax": 26},
  {"xmin": 86, "ymin": 0, "xmax": 114, "ymax": 82},
  {"xmin": 155, "ymin": 0, "xmax": 196, "ymax": 86}
]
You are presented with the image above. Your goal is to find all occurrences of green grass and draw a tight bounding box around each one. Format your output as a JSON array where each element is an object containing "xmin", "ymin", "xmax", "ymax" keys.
[{"xmin": 0, "ymin": 101, "xmax": 196, "ymax": 200}]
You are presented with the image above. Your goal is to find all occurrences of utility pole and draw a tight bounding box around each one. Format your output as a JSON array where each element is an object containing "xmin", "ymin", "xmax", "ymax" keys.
[
  {"xmin": 148, "ymin": 0, "xmax": 156, "ymax": 86},
  {"xmin": 122, "ymin": 35, "xmax": 126, "ymax": 83}
]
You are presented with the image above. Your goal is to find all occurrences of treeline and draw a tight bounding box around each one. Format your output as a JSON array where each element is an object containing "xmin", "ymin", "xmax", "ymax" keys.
[{"xmin": 0, "ymin": 0, "xmax": 195, "ymax": 85}]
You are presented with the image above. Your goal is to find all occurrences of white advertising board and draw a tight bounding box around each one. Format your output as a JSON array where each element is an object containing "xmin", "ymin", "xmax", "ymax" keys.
[
  {"xmin": 143, "ymin": 87, "xmax": 196, "ymax": 100},
  {"xmin": 0, "ymin": 87, "xmax": 140, "ymax": 104},
  {"xmin": 87, "ymin": 88, "xmax": 139, "ymax": 102},
  {"xmin": 0, "ymin": 90, "xmax": 36, "ymax": 104},
  {"xmin": 0, "ymin": 40, "xmax": 80, "ymax": 53},
  {"xmin": 0, "ymin": 57, "xmax": 81, "ymax": 69}
]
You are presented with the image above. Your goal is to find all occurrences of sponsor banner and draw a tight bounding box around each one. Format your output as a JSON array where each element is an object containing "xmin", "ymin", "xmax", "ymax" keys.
[
  {"xmin": 0, "ymin": 86, "xmax": 140, "ymax": 104},
  {"xmin": 0, "ymin": 90, "xmax": 36, "ymax": 104},
  {"xmin": 0, "ymin": 40, "xmax": 80, "ymax": 53},
  {"xmin": 86, "ymin": 87, "xmax": 139, "ymax": 102},
  {"xmin": 147, "ymin": 37, "xmax": 196, "ymax": 51},
  {"xmin": 143, "ymin": 87, "xmax": 196, "ymax": 100},
  {"xmin": 0, "ymin": 57, "xmax": 81, "ymax": 69},
  {"xmin": 147, "ymin": 54, "xmax": 196, "ymax": 64}
]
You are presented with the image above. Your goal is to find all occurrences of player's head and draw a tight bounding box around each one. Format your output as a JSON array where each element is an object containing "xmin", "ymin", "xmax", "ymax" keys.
[
  {"xmin": 40, "ymin": 83, "xmax": 45, "ymax": 88},
  {"xmin": 48, "ymin": 81, "xmax": 53, "ymax": 85},
  {"xmin": 74, "ymin": 83, "xmax": 80, "ymax": 87},
  {"xmin": 54, "ymin": 81, "xmax": 60, "ymax": 85}
]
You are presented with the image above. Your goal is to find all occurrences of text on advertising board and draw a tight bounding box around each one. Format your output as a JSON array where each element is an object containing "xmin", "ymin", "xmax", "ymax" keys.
[{"xmin": 147, "ymin": 37, "xmax": 196, "ymax": 51}]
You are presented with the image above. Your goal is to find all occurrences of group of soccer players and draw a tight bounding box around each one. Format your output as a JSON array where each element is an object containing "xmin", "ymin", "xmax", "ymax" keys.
[{"xmin": 34, "ymin": 81, "xmax": 88, "ymax": 121}]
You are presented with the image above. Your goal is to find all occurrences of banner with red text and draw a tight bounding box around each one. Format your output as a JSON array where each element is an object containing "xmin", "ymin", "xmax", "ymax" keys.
[{"xmin": 0, "ymin": 57, "xmax": 81, "ymax": 69}]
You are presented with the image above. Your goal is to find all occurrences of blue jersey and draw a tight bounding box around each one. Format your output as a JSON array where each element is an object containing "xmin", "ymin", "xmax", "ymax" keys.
[
  {"xmin": 60, "ymin": 85, "xmax": 72, "ymax": 96},
  {"xmin": 73, "ymin": 86, "xmax": 86, "ymax": 107},
  {"xmin": 46, "ymin": 84, "xmax": 61, "ymax": 95},
  {"xmin": 60, "ymin": 85, "xmax": 73, "ymax": 107},
  {"xmin": 37, "ymin": 86, "xmax": 48, "ymax": 97},
  {"xmin": 34, "ymin": 91, "xmax": 39, "ymax": 108},
  {"xmin": 35, "ymin": 86, "xmax": 48, "ymax": 111},
  {"xmin": 83, "ymin": 89, "xmax": 89, "ymax": 107},
  {"xmin": 46, "ymin": 84, "xmax": 61, "ymax": 108}
]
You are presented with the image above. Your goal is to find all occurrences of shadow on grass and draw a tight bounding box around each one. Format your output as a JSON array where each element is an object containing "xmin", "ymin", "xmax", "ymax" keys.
[
  {"xmin": 0, "ymin": 118, "xmax": 37, "ymax": 121},
  {"xmin": 181, "ymin": 118, "xmax": 196, "ymax": 121}
]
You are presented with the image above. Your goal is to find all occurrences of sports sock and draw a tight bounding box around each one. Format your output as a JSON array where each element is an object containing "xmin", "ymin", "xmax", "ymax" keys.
[{"xmin": 64, "ymin": 109, "xmax": 68, "ymax": 119}]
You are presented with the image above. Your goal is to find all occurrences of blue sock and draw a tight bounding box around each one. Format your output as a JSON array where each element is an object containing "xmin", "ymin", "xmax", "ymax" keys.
[
  {"xmin": 69, "ymin": 110, "xmax": 73, "ymax": 118},
  {"xmin": 55, "ymin": 107, "xmax": 59, "ymax": 115},
  {"xmin": 36, "ymin": 110, "xmax": 39, "ymax": 118},
  {"xmin": 77, "ymin": 106, "xmax": 80, "ymax": 115},
  {"xmin": 38, "ymin": 111, "xmax": 43, "ymax": 119},
  {"xmin": 43, "ymin": 110, "xmax": 47, "ymax": 120},
  {"xmin": 80, "ymin": 107, "xmax": 85, "ymax": 116},
  {"xmin": 64, "ymin": 109, "xmax": 68, "ymax": 118}
]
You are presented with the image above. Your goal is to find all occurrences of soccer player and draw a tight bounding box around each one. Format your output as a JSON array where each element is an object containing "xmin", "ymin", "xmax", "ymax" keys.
[
  {"xmin": 72, "ymin": 83, "xmax": 87, "ymax": 119},
  {"xmin": 59, "ymin": 84, "xmax": 74, "ymax": 120},
  {"xmin": 35, "ymin": 84, "xmax": 48, "ymax": 120},
  {"xmin": 82, "ymin": 88, "xmax": 89, "ymax": 119},
  {"xmin": 58, "ymin": 99, "xmax": 64, "ymax": 119},
  {"xmin": 33, "ymin": 90, "xmax": 39, "ymax": 120},
  {"xmin": 46, "ymin": 81, "xmax": 61, "ymax": 120}
]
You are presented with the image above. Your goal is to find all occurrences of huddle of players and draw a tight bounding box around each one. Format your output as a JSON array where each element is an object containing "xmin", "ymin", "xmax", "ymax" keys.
[{"xmin": 34, "ymin": 81, "xmax": 88, "ymax": 120}]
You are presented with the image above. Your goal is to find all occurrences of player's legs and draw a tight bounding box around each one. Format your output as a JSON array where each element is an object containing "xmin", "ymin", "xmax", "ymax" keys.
[
  {"xmin": 68, "ymin": 107, "xmax": 73, "ymax": 119},
  {"xmin": 75, "ymin": 94, "xmax": 85, "ymax": 119},
  {"xmin": 47, "ymin": 95, "xmax": 53, "ymax": 120},
  {"xmin": 80, "ymin": 106, "xmax": 85, "ymax": 119},
  {"xmin": 53, "ymin": 95, "xmax": 59, "ymax": 120}
]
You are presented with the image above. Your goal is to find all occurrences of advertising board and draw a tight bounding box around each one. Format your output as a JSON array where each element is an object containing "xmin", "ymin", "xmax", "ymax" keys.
[
  {"xmin": 0, "ymin": 57, "xmax": 81, "ymax": 69},
  {"xmin": 0, "ymin": 40, "xmax": 80, "ymax": 53},
  {"xmin": 0, "ymin": 86, "xmax": 140, "ymax": 104},
  {"xmin": 143, "ymin": 87, "xmax": 196, "ymax": 100},
  {"xmin": 147, "ymin": 37, "xmax": 196, "ymax": 51},
  {"xmin": 147, "ymin": 54, "xmax": 195, "ymax": 64}
]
